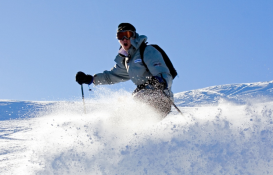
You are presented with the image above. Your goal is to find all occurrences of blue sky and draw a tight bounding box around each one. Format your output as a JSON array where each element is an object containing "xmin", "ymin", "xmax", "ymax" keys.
[{"xmin": 1, "ymin": 0, "xmax": 272, "ymax": 101}]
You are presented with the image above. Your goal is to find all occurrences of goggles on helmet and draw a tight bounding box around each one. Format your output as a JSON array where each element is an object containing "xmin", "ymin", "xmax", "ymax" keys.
[{"xmin": 116, "ymin": 30, "xmax": 135, "ymax": 40}]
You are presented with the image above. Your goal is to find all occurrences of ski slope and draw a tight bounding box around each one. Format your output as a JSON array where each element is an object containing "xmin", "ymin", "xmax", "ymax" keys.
[{"xmin": 1, "ymin": 81, "xmax": 273, "ymax": 174}]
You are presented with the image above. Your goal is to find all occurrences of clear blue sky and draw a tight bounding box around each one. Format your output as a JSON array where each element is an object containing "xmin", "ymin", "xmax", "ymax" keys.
[{"xmin": 1, "ymin": 0, "xmax": 272, "ymax": 101}]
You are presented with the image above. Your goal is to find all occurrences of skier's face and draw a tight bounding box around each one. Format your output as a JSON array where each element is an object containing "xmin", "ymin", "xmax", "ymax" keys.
[{"xmin": 119, "ymin": 38, "xmax": 132, "ymax": 51}]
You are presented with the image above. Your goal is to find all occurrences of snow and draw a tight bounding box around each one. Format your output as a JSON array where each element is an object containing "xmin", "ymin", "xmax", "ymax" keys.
[{"xmin": 1, "ymin": 82, "xmax": 273, "ymax": 174}]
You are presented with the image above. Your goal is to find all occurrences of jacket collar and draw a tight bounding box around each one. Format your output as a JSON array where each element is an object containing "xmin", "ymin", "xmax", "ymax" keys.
[
  {"xmin": 118, "ymin": 33, "xmax": 147, "ymax": 58},
  {"xmin": 127, "ymin": 33, "xmax": 147, "ymax": 56},
  {"xmin": 130, "ymin": 33, "xmax": 147, "ymax": 50}
]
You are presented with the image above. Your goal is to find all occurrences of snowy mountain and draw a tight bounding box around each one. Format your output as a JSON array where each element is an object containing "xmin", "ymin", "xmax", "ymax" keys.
[
  {"xmin": 1, "ymin": 81, "xmax": 273, "ymax": 174},
  {"xmin": 175, "ymin": 80, "xmax": 273, "ymax": 106},
  {"xmin": 0, "ymin": 100, "xmax": 54, "ymax": 121}
]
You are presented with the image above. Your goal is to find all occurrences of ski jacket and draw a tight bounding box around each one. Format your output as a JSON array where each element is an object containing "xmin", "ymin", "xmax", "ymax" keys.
[{"xmin": 93, "ymin": 33, "xmax": 173, "ymax": 96}]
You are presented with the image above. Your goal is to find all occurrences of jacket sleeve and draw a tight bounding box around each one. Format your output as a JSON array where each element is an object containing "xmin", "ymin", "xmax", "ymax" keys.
[
  {"xmin": 93, "ymin": 56, "xmax": 130, "ymax": 85},
  {"xmin": 143, "ymin": 45, "xmax": 173, "ymax": 89}
]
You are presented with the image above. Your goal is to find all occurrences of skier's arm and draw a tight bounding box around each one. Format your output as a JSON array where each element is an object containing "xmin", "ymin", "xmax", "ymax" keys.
[
  {"xmin": 93, "ymin": 57, "xmax": 130, "ymax": 85},
  {"xmin": 143, "ymin": 46, "xmax": 173, "ymax": 89}
]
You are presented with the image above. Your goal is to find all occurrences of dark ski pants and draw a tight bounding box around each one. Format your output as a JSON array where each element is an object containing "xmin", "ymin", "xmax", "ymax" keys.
[{"xmin": 133, "ymin": 89, "xmax": 172, "ymax": 118}]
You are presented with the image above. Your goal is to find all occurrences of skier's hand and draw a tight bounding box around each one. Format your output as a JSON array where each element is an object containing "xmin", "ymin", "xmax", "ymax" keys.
[
  {"xmin": 150, "ymin": 76, "xmax": 167, "ymax": 90},
  {"xmin": 75, "ymin": 71, "xmax": 93, "ymax": 85}
]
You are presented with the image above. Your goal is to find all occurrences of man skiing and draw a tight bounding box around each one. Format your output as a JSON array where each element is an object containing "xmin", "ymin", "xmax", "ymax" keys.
[{"xmin": 76, "ymin": 23, "xmax": 174, "ymax": 117}]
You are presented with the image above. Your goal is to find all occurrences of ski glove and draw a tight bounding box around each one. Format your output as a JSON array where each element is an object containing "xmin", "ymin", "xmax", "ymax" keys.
[
  {"xmin": 75, "ymin": 71, "xmax": 93, "ymax": 85},
  {"xmin": 150, "ymin": 76, "xmax": 167, "ymax": 90},
  {"xmin": 133, "ymin": 76, "xmax": 167, "ymax": 94}
]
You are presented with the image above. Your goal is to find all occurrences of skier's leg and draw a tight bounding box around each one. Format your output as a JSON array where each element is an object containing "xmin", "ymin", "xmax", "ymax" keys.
[{"xmin": 133, "ymin": 89, "xmax": 172, "ymax": 118}]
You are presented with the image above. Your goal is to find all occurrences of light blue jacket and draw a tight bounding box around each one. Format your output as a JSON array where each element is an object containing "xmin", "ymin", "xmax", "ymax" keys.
[{"xmin": 93, "ymin": 33, "xmax": 173, "ymax": 96}]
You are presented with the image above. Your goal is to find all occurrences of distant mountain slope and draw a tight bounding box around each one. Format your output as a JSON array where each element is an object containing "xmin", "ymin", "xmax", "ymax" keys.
[
  {"xmin": 175, "ymin": 81, "xmax": 273, "ymax": 107},
  {"xmin": 1, "ymin": 81, "xmax": 272, "ymax": 120},
  {"xmin": 0, "ymin": 100, "xmax": 53, "ymax": 121}
]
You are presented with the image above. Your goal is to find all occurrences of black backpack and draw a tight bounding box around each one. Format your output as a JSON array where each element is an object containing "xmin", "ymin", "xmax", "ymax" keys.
[{"xmin": 139, "ymin": 42, "xmax": 177, "ymax": 79}]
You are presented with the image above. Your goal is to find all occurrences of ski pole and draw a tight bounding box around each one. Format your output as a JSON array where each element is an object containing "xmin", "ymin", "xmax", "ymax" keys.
[
  {"xmin": 162, "ymin": 90, "xmax": 183, "ymax": 116},
  {"xmin": 170, "ymin": 100, "xmax": 183, "ymax": 115},
  {"xmin": 81, "ymin": 84, "xmax": 87, "ymax": 114}
]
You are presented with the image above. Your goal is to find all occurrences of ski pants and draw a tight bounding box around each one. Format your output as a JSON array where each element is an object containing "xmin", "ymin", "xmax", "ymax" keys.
[{"xmin": 132, "ymin": 89, "xmax": 172, "ymax": 118}]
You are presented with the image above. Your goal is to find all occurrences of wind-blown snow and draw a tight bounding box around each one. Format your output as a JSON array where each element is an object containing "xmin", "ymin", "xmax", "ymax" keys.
[{"xmin": 1, "ymin": 82, "xmax": 273, "ymax": 174}]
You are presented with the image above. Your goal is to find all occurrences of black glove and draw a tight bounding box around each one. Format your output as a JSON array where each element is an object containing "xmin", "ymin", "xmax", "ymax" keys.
[
  {"xmin": 149, "ymin": 76, "xmax": 167, "ymax": 90},
  {"xmin": 75, "ymin": 71, "xmax": 93, "ymax": 85},
  {"xmin": 133, "ymin": 76, "xmax": 167, "ymax": 94}
]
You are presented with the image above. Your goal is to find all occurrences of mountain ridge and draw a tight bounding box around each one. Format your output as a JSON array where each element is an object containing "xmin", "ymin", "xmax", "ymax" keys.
[
  {"xmin": 1, "ymin": 80, "xmax": 273, "ymax": 121},
  {"xmin": 175, "ymin": 80, "xmax": 273, "ymax": 107}
]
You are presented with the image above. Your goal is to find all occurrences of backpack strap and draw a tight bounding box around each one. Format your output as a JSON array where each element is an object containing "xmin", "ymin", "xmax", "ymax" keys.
[
  {"xmin": 140, "ymin": 42, "xmax": 177, "ymax": 79},
  {"xmin": 139, "ymin": 41, "xmax": 149, "ymax": 71}
]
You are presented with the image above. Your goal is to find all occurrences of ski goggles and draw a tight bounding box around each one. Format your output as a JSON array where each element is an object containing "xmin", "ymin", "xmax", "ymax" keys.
[{"xmin": 116, "ymin": 30, "xmax": 135, "ymax": 40}]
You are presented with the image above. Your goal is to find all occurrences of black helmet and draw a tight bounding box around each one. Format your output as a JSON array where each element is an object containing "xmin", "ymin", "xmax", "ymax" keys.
[{"xmin": 117, "ymin": 23, "xmax": 136, "ymax": 32}]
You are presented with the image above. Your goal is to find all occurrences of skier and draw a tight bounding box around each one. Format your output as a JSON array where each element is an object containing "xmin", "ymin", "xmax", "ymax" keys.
[{"xmin": 76, "ymin": 23, "xmax": 174, "ymax": 117}]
